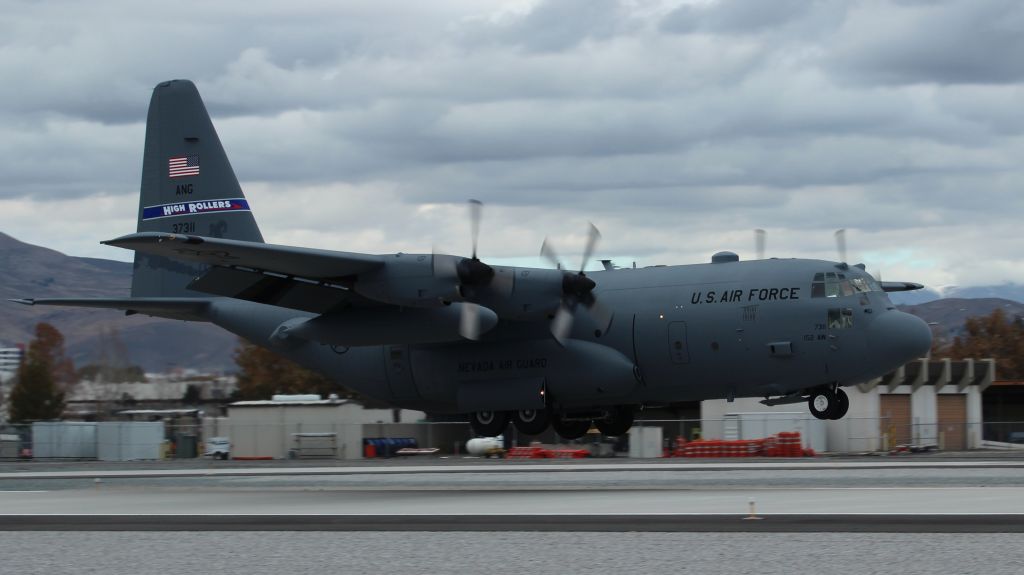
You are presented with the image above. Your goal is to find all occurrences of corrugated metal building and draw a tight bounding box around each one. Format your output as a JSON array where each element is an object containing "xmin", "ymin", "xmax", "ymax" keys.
[{"xmin": 208, "ymin": 398, "xmax": 425, "ymax": 459}]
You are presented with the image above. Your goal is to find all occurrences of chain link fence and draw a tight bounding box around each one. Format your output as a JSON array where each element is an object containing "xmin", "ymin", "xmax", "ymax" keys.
[{"xmin": 3, "ymin": 418, "xmax": 1022, "ymax": 460}]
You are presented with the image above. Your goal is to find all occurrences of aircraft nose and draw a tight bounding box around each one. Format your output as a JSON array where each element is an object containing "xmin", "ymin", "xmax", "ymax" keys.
[{"xmin": 868, "ymin": 310, "xmax": 932, "ymax": 369}]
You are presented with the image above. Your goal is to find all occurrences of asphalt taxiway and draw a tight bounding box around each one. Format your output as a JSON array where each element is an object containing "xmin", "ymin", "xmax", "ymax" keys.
[{"xmin": 1, "ymin": 456, "xmax": 1022, "ymax": 532}]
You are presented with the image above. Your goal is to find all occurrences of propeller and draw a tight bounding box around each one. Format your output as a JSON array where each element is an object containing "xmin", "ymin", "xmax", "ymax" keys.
[
  {"xmin": 831, "ymin": 228, "xmax": 924, "ymax": 293},
  {"xmin": 755, "ymin": 227, "xmax": 923, "ymax": 292},
  {"xmin": 834, "ymin": 228, "xmax": 848, "ymax": 263},
  {"xmin": 433, "ymin": 200, "xmax": 512, "ymax": 340},
  {"xmin": 540, "ymin": 223, "xmax": 614, "ymax": 345}
]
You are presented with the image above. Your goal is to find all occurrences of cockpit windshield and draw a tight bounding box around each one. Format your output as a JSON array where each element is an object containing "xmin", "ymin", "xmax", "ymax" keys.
[{"xmin": 811, "ymin": 272, "xmax": 881, "ymax": 298}]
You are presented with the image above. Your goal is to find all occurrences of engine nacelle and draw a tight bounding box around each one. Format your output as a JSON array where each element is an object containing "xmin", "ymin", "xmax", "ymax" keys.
[{"xmin": 353, "ymin": 253, "xmax": 461, "ymax": 307}]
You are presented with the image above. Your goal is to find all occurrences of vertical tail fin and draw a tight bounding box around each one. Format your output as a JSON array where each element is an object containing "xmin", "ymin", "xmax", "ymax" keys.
[{"xmin": 132, "ymin": 80, "xmax": 263, "ymax": 297}]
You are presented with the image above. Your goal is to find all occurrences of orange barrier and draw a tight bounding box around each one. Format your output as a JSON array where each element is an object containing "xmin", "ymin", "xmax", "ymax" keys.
[
  {"xmin": 505, "ymin": 446, "xmax": 590, "ymax": 459},
  {"xmin": 505, "ymin": 446, "xmax": 547, "ymax": 459},
  {"xmin": 668, "ymin": 432, "xmax": 811, "ymax": 458},
  {"xmin": 548, "ymin": 449, "xmax": 590, "ymax": 459},
  {"xmin": 776, "ymin": 432, "xmax": 803, "ymax": 457}
]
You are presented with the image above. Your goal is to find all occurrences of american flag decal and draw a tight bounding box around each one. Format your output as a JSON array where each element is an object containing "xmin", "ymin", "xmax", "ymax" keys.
[{"xmin": 168, "ymin": 154, "xmax": 200, "ymax": 178}]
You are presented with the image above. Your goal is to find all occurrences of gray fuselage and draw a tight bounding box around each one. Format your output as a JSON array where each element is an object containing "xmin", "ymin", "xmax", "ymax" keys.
[{"xmin": 206, "ymin": 256, "xmax": 931, "ymax": 414}]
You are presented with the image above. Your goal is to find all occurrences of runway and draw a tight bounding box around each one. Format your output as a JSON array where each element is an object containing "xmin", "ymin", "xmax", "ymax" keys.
[{"xmin": 1, "ymin": 457, "xmax": 1022, "ymax": 532}]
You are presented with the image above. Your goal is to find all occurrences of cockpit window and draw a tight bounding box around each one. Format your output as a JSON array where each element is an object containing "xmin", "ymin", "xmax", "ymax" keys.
[{"xmin": 813, "ymin": 272, "xmax": 882, "ymax": 298}]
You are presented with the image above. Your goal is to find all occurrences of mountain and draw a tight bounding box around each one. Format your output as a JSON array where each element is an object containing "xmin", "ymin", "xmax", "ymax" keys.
[
  {"xmin": 900, "ymin": 297, "xmax": 1024, "ymax": 348},
  {"xmin": 890, "ymin": 284, "xmax": 1024, "ymax": 306},
  {"xmin": 0, "ymin": 232, "xmax": 237, "ymax": 372}
]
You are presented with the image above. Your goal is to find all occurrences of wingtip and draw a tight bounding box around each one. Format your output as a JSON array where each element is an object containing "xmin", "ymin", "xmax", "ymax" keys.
[{"xmin": 9, "ymin": 298, "xmax": 35, "ymax": 306}]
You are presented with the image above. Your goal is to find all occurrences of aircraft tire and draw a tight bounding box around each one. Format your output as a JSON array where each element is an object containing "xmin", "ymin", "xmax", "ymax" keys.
[
  {"xmin": 512, "ymin": 409, "xmax": 551, "ymax": 435},
  {"xmin": 808, "ymin": 389, "xmax": 836, "ymax": 420},
  {"xmin": 830, "ymin": 388, "xmax": 850, "ymax": 420},
  {"xmin": 469, "ymin": 410, "xmax": 510, "ymax": 437},
  {"xmin": 595, "ymin": 406, "xmax": 634, "ymax": 436},
  {"xmin": 551, "ymin": 413, "xmax": 591, "ymax": 440}
]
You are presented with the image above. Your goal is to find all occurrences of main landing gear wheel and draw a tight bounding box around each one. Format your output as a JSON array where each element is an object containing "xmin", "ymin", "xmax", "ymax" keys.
[
  {"xmin": 809, "ymin": 388, "xmax": 849, "ymax": 420},
  {"xmin": 512, "ymin": 409, "xmax": 550, "ymax": 435},
  {"xmin": 469, "ymin": 410, "xmax": 510, "ymax": 437},
  {"xmin": 551, "ymin": 413, "xmax": 591, "ymax": 440},
  {"xmin": 595, "ymin": 406, "xmax": 634, "ymax": 436}
]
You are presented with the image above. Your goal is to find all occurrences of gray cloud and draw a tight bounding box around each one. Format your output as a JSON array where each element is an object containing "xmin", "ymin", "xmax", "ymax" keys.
[
  {"xmin": 0, "ymin": 0, "xmax": 1022, "ymax": 290},
  {"xmin": 459, "ymin": 0, "xmax": 630, "ymax": 52},
  {"xmin": 828, "ymin": 0, "xmax": 1024, "ymax": 85},
  {"xmin": 661, "ymin": 0, "xmax": 815, "ymax": 35}
]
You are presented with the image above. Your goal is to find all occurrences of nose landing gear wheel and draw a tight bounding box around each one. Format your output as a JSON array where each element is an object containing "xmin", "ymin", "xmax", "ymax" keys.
[
  {"xmin": 512, "ymin": 409, "xmax": 551, "ymax": 435},
  {"xmin": 595, "ymin": 406, "xmax": 635, "ymax": 436},
  {"xmin": 551, "ymin": 413, "xmax": 591, "ymax": 440},
  {"xmin": 809, "ymin": 387, "xmax": 850, "ymax": 420},
  {"xmin": 469, "ymin": 410, "xmax": 510, "ymax": 437},
  {"xmin": 809, "ymin": 389, "xmax": 836, "ymax": 420}
]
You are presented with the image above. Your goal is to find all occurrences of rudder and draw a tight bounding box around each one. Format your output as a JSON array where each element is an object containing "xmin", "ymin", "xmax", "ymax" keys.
[{"xmin": 132, "ymin": 79, "xmax": 264, "ymax": 297}]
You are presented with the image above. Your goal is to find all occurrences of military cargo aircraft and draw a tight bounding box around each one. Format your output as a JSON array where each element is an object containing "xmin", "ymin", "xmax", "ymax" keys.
[{"xmin": 12, "ymin": 80, "xmax": 932, "ymax": 438}]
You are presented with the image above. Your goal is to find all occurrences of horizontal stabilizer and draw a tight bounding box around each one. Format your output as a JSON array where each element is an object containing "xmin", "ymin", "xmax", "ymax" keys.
[
  {"xmin": 10, "ymin": 297, "xmax": 213, "ymax": 321},
  {"xmin": 103, "ymin": 232, "xmax": 385, "ymax": 279}
]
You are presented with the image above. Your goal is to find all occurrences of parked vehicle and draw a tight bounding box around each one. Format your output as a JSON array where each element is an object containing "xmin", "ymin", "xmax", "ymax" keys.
[{"xmin": 203, "ymin": 437, "xmax": 231, "ymax": 460}]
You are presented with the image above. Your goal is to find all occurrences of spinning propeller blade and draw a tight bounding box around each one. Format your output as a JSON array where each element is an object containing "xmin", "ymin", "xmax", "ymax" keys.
[
  {"xmin": 755, "ymin": 229, "xmax": 766, "ymax": 260},
  {"xmin": 469, "ymin": 199, "xmax": 482, "ymax": 260},
  {"xmin": 834, "ymin": 228, "xmax": 847, "ymax": 263},
  {"xmin": 539, "ymin": 222, "xmax": 613, "ymax": 344},
  {"xmin": 459, "ymin": 302, "xmax": 482, "ymax": 340}
]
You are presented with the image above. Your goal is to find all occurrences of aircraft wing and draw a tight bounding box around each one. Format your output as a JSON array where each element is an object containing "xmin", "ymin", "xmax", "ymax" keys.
[
  {"xmin": 185, "ymin": 266, "xmax": 386, "ymax": 314},
  {"xmin": 880, "ymin": 281, "xmax": 926, "ymax": 292},
  {"xmin": 9, "ymin": 297, "xmax": 213, "ymax": 321},
  {"xmin": 102, "ymin": 232, "xmax": 385, "ymax": 279}
]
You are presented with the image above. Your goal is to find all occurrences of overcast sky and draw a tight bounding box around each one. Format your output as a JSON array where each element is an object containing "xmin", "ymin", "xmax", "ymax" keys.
[{"xmin": 2, "ymin": 0, "xmax": 1023, "ymax": 290}]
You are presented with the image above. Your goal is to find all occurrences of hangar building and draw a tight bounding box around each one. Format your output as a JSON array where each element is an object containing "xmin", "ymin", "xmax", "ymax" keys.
[{"xmin": 701, "ymin": 358, "xmax": 995, "ymax": 452}]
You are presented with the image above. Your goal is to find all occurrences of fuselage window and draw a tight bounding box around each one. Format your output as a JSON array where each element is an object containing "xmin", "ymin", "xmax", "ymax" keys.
[
  {"xmin": 827, "ymin": 306, "xmax": 851, "ymax": 329},
  {"xmin": 827, "ymin": 308, "xmax": 855, "ymax": 329},
  {"xmin": 828, "ymin": 308, "xmax": 842, "ymax": 328},
  {"xmin": 841, "ymin": 308, "xmax": 854, "ymax": 328}
]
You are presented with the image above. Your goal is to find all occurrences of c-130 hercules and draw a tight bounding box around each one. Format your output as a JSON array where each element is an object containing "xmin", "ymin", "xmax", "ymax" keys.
[{"xmin": 13, "ymin": 80, "xmax": 932, "ymax": 438}]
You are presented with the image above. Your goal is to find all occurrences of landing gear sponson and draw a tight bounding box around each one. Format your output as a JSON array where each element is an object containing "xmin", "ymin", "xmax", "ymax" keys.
[{"xmin": 469, "ymin": 406, "xmax": 636, "ymax": 440}]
